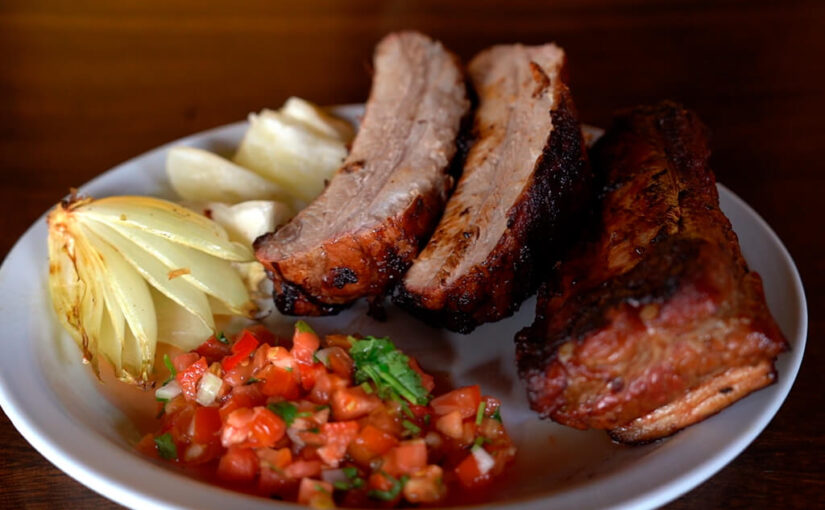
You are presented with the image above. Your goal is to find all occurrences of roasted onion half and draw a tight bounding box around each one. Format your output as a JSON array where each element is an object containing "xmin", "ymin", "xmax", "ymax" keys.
[{"xmin": 47, "ymin": 194, "xmax": 258, "ymax": 384}]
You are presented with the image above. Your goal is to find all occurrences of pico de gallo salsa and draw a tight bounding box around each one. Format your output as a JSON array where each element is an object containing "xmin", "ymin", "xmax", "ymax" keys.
[{"xmin": 137, "ymin": 322, "xmax": 516, "ymax": 507}]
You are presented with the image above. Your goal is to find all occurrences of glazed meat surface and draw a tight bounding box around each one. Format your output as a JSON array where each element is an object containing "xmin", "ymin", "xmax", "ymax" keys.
[
  {"xmin": 395, "ymin": 44, "xmax": 592, "ymax": 333},
  {"xmin": 254, "ymin": 31, "xmax": 470, "ymax": 315},
  {"xmin": 515, "ymin": 101, "xmax": 788, "ymax": 443}
]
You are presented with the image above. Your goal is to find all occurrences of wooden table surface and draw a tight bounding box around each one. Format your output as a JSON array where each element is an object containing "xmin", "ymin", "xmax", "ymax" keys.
[{"xmin": 1, "ymin": 1, "xmax": 823, "ymax": 508}]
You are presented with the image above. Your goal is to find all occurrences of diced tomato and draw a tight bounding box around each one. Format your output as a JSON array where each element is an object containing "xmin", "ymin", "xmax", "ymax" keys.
[
  {"xmin": 404, "ymin": 465, "xmax": 446, "ymax": 503},
  {"xmin": 192, "ymin": 406, "xmax": 222, "ymax": 444},
  {"xmin": 135, "ymin": 433, "xmax": 158, "ymax": 459},
  {"xmin": 266, "ymin": 346, "xmax": 296, "ymax": 372},
  {"xmin": 219, "ymin": 384, "xmax": 265, "ymax": 421},
  {"xmin": 182, "ymin": 441, "xmax": 222, "ymax": 465},
  {"xmin": 317, "ymin": 421, "xmax": 359, "ymax": 467},
  {"xmin": 249, "ymin": 406, "xmax": 286, "ymax": 447},
  {"xmin": 291, "ymin": 326, "xmax": 320, "ymax": 365},
  {"xmin": 217, "ymin": 447, "xmax": 259, "ymax": 482},
  {"xmin": 172, "ymin": 352, "xmax": 200, "ymax": 373},
  {"xmin": 330, "ymin": 386, "xmax": 381, "ymax": 421},
  {"xmin": 323, "ymin": 333, "xmax": 352, "ymax": 349},
  {"xmin": 176, "ymin": 357, "xmax": 208, "ymax": 401},
  {"xmin": 409, "ymin": 357, "xmax": 435, "ymax": 392},
  {"xmin": 298, "ymin": 478, "xmax": 333, "ymax": 506},
  {"xmin": 325, "ymin": 347, "xmax": 354, "ymax": 379},
  {"xmin": 257, "ymin": 446, "xmax": 292, "ymax": 471},
  {"xmin": 258, "ymin": 464, "xmax": 293, "ymax": 497},
  {"xmin": 251, "ymin": 344, "xmax": 270, "ymax": 371},
  {"xmin": 369, "ymin": 470, "xmax": 396, "ymax": 492},
  {"xmin": 222, "ymin": 330, "xmax": 260, "ymax": 372},
  {"xmin": 455, "ymin": 451, "xmax": 491, "ymax": 488},
  {"xmin": 222, "ymin": 360, "xmax": 256, "ymax": 387},
  {"xmin": 246, "ymin": 324, "xmax": 279, "ymax": 346},
  {"xmin": 430, "ymin": 385, "xmax": 481, "ymax": 419},
  {"xmin": 362, "ymin": 405, "xmax": 404, "ymax": 436},
  {"xmin": 193, "ymin": 336, "xmax": 232, "ymax": 364},
  {"xmin": 258, "ymin": 365, "xmax": 300, "ymax": 399},
  {"xmin": 284, "ymin": 459, "xmax": 322, "ymax": 479},
  {"xmin": 309, "ymin": 372, "xmax": 348, "ymax": 404},
  {"xmin": 435, "ymin": 410, "xmax": 464, "ymax": 439},
  {"xmin": 348, "ymin": 424, "xmax": 398, "ymax": 465},
  {"xmin": 297, "ymin": 363, "xmax": 326, "ymax": 391},
  {"xmin": 382, "ymin": 439, "xmax": 427, "ymax": 477}
]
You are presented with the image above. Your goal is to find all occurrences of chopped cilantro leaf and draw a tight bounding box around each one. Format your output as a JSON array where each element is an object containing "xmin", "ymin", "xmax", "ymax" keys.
[
  {"xmin": 245, "ymin": 377, "xmax": 262, "ymax": 385},
  {"xmin": 492, "ymin": 407, "xmax": 502, "ymax": 422},
  {"xmin": 308, "ymin": 426, "xmax": 320, "ymax": 434},
  {"xmin": 315, "ymin": 404, "xmax": 330, "ymax": 412},
  {"xmin": 350, "ymin": 337, "xmax": 430, "ymax": 406},
  {"xmin": 155, "ymin": 396, "xmax": 168, "ymax": 403},
  {"xmin": 154, "ymin": 433, "xmax": 177, "ymax": 460},
  {"xmin": 424, "ymin": 414, "xmax": 431, "ymax": 425},
  {"xmin": 476, "ymin": 401, "xmax": 486, "ymax": 425},
  {"xmin": 314, "ymin": 483, "xmax": 330, "ymax": 495},
  {"xmin": 333, "ymin": 481, "xmax": 350, "ymax": 491},
  {"xmin": 402, "ymin": 420, "xmax": 421, "ymax": 436},
  {"xmin": 360, "ymin": 382, "xmax": 374, "ymax": 394},
  {"xmin": 343, "ymin": 466, "xmax": 358, "ymax": 479},
  {"xmin": 162, "ymin": 354, "xmax": 176, "ymax": 384},
  {"xmin": 267, "ymin": 401, "xmax": 298, "ymax": 426},
  {"xmin": 216, "ymin": 331, "xmax": 229, "ymax": 344},
  {"xmin": 297, "ymin": 411, "xmax": 313, "ymax": 418}
]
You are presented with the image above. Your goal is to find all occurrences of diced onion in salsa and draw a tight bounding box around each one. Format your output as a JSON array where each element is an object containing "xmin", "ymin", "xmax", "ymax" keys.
[{"xmin": 137, "ymin": 322, "xmax": 517, "ymax": 508}]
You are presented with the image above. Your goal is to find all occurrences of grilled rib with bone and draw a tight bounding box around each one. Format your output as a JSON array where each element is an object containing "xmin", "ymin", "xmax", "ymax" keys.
[
  {"xmin": 515, "ymin": 101, "xmax": 788, "ymax": 443},
  {"xmin": 395, "ymin": 43, "xmax": 592, "ymax": 333},
  {"xmin": 254, "ymin": 31, "xmax": 470, "ymax": 315}
]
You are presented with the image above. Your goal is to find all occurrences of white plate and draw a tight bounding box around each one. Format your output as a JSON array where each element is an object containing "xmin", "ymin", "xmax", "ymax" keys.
[{"xmin": 0, "ymin": 106, "xmax": 807, "ymax": 510}]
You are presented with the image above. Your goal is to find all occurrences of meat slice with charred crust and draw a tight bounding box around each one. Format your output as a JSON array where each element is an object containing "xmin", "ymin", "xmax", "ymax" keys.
[
  {"xmin": 515, "ymin": 101, "xmax": 788, "ymax": 443},
  {"xmin": 254, "ymin": 31, "xmax": 470, "ymax": 315},
  {"xmin": 395, "ymin": 44, "xmax": 592, "ymax": 333}
]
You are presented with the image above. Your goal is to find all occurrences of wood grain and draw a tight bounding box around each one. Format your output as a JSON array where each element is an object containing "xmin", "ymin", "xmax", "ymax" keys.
[{"xmin": 1, "ymin": 0, "xmax": 823, "ymax": 508}]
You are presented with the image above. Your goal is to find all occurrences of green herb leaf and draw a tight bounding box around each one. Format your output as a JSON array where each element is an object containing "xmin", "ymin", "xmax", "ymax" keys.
[
  {"xmin": 492, "ymin": 407, "xmax": 502, "ymax": 422},
  {"xmin": 343, "ymin": 466, "xmax": 358, "ymax": 479},
  {"xmin": 268, "ymin": 401, "xmax": 298, "ymax": 426},
  {"xmin": 162, "ymin": 354, "xmax": 176, "ymax": 385},
  {"xmin": 216, "ymin": 331, "xmax": 229, "ymax": 344},
  {"xmin": 333, "ymin": 481, "xmax": 350, "ymax": 491},
  {"xmin": 423, "ymin": 414, "xmax": 431, "ymax": 425},
  {"xmin": 472, "ymin": 436, "xmax": 492, "ymax": 449},
  {"xmin": 476, "ymin": 401, "xmax": 486, "ymax": 425},
  {"xmin": 368, "ymin": 472, "xmax": 408, "ymax": 501},
  {"xmin": 245, "ymin": 377, "xmax": 262, "ymax": 385},
  {"xmin": 315, "ymin": 404, "xmax": 330, "ymax": 412},
  {"xmin": 295, "ymin": 320, "xmax": 315, "ymax": 334},
  {"xmin": 154, "ymin": 433, "xmax": 178, "ymax": 460},
  {"xmin": 155, "ymin": 396, "xmax": 169, "ymax": 403},
  {"xmin": 308, "ymin": 426, "xmax": 320, "ymax": 434},
  {"xmin": 350, "ymin": 337, "xmax": 430, "ymax": 406},
  {"xmin": 297, "ymin": 411, "xmax": 313, "ymax": 418},
  {"xmin": 402, "ymin": 420, "xmax": 421, "ymax": 436}
]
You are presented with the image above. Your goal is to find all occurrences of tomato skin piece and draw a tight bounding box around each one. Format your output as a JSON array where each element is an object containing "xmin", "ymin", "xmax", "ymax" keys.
[
  {"xmin": 435, "ymin": 410, "xmax": 464, "ymax": 439},
  {"xmin": 326, "ymin": 347, "xmax": 354, "ymax": 379},
  {"xmin": 217, "ymin": 447, "xmax": 259, "ymax": 482},
  {"xmin": 219, "ymin": 384, "xmax": 265, "ymax": 421},
  {"xmin": 348, "ymin": 424, "xmax": 398, "ymax": 465},
  {"xmin": 430, "ymin": 385, "xmax": 482, "ymax": 419},
  {"xmin": 330, "ymin": 386, "xmax": 381, "ymax": 421},
  {"xmin": 194, "ymin": 336, "xmax": 232, "ymax": 364},
  {"xmin": 258, "ymin": 365, "xmax": 300, "ymax": 399},
  {"xmin": 317, "ymin": 421, "xmax": 359, "ymax": 467},
  {"xmin": 192, "ymin": 407, "xmax": 222, "ymax": 444},
  {"xmin": 291, "ymin": 328, "xmax": 320, "ymax": 365},
  {"xmin": 222, "ymin": 330, "xmax": 259, "ymax": 372},
  {"xmin": 257, "ymin": 447, "xmax": 292, "ymax": 471},
  {"xmin": 176, "ymin": 357, "xmax": 208, "ymax": 401}
]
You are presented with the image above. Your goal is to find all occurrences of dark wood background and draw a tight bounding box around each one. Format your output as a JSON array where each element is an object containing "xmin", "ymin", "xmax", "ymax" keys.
[{"xmin": 1, "ymin": 0, "xmax": 822, "ymax": 508}]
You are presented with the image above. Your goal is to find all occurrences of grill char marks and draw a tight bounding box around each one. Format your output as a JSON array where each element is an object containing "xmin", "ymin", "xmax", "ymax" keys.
[
  {"xmin": 515, "ymin": 101, "xmax": 788, "ymax": 443},
  {"xmin": 395, "ymin": 44, "xmax": 592, "ymax": 333},
  {"xmin": 254, "ymin": 31, "xmax": 470, "ymax": 315}
]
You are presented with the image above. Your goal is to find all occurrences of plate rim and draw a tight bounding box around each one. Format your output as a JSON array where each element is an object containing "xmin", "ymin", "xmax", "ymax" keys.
[{"xmin": 0, "ymin": 111, "xmax": 808, "ymax": 510}]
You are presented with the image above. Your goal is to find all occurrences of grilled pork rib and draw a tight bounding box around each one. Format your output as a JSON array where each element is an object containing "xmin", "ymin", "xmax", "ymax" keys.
[
  {"xmin": 516, "ymin": 102, "xmax": 788, "ymax": 443},
  {"xmin": 395, "ymin": 44, "xmax": 592, "ymax": 333},
  {"xmin": 254, "ymin": 32, "xmax": 470, "ymax": 315}
]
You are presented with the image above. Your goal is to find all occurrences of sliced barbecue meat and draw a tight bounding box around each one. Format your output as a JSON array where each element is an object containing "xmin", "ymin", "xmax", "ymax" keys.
[
  {"xmin": 395, "ymin": 44, "xmax": 592, "ymax": 333},
  {"xmin": 515, "ymin": 101, "xmax": 788, "ymax": 443},
  {"xmin": 254, "ymin": 31, "xmax": 470, "ymax": 315}
]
